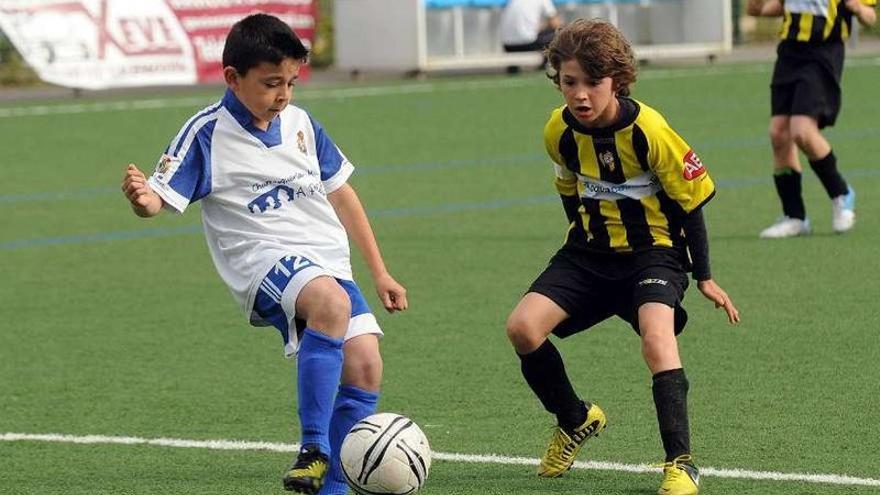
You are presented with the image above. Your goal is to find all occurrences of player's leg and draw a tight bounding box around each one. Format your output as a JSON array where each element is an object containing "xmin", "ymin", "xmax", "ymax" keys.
[
  {"xmin": 507, "ymin": 288, "xmax": 606, "ymax": 477},
  {"xmin": 251, "ymin": 255, "xmax": 348, "ymax": 494},
  {"xmin": 638, "ymin": 303, "xmax": 699, "ymax": 495},
  {"xmin": 319, "ymin": 337, "xmax": 382, "ymax": 495},
  {"xmin": 761, "ymin": 114, "xmax": 811, "ymax": 238},
  {"xmin": 319, "ymin": 281, "xmax": 383, "ymax": 495},
  {"xmin": 629, "ymin": 262, "xmax": 698, "ymax": 495},
  {"xmin": 790, "ymin": 115, "xmax": 855, "ymax": 233},
  {"xmin": 284, "ymin": 276, "xmax": 350, "ymax": 493}
]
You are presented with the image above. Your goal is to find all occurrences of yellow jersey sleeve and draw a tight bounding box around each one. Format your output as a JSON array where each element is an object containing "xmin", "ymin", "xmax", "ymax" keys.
[
  {"xmin": 647, "ymin": 121, "xmax": 716, "ymax": 213},
  {"xmin": 860, "ymin": 0, "xmax": 877, "ymax": 7},
  {"xmin": 544, "ymin": 107, "xmax": 578, "ymax": 197}
]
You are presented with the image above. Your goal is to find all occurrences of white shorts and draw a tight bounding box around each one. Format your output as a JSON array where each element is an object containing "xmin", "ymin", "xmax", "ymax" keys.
[{"xmin": 251, "ymin": 255, "xmax": 382, "ymax": 358}]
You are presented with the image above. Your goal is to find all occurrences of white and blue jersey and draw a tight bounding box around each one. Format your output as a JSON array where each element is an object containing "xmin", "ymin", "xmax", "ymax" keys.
[{"xmin": 147, "ymin": 89, "xmax": 358, "ymax": 328}]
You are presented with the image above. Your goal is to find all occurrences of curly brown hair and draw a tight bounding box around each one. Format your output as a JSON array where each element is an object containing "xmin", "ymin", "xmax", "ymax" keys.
[{"xmin": 545, "ymin": 19, "xmax": 637, "ymax": 96}]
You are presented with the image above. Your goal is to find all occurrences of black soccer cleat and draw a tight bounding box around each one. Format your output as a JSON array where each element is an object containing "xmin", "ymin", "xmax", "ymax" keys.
[{"xmin": 283, "ymin": 444, "xmax": 330, "ymax": 494}]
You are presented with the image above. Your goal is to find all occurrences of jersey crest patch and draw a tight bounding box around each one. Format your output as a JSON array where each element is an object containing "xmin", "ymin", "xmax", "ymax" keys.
[
  {"xmin": 154, "ymin": 154, "xmax": 181, "ymax": 184},
  {"xmin": 682, "ymin": 150, "xmax": 706, "ymax": 180},
  {"xmin": 598, "ymin": 150, "xmax": 616, "ymax": 172},
  {"xmin": 296, "ymin": 130, "xmax": 307, "ymax": 154}
]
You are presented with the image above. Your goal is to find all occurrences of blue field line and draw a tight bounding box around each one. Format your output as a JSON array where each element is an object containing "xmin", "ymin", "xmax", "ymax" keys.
[
  {"xmin": 4, "ymin": 126, "xmax": 879, "ymax": 206},
  {"xmin": 2, "ymin": 168, "xmax": 879, "ymax": 252},
  {"xmin": 0, "ymin": 186, "xmax": 119, "ymax": 204},
  {"xmin": 0, "ymin": 225, "xmax": 204, "ymax": 250},
  {"xmin": 0, "ymin": 196, "xmax": 558, "ymax": 251},
  {"xmin": 370, "ymin": 194, "xmax": 557, "ymax": 217},
  {"xmin": 0, "ymin": 155, "xmax": 550, "ymax": 206}
]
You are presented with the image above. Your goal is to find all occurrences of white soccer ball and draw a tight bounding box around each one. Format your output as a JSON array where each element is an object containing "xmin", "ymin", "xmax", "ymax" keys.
[{"xmin": 340, "ymin": 412, "xmax": 432, "ymax": 495}]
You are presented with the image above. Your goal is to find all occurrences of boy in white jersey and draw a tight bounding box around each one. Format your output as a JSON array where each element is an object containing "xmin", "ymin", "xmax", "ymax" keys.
[{"xmin": 120, "ymin": 14, "xmax": 407, "ymax": 495}]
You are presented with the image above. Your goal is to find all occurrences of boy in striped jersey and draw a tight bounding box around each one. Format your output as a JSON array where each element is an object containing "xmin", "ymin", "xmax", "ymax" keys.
[
  {"xmin": 748, "ymin": 0, "xmax": 877, "ymax": 237},
  {"xmin": 120, "ymin": 14, "xmax": 407, "ymax": 495},
  {"xmin": 504, "ymin": 19, "xmax": 740, "ymax": 495}
]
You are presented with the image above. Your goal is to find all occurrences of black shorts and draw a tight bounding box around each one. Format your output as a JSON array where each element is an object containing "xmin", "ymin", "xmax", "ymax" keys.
[
  {"xmin": 528, "ymin": 247, "xmax": 689, "ymax": 337},
  {"xmin": 771, "ymin": 41, "xmax": 844, "ymax": 129}
]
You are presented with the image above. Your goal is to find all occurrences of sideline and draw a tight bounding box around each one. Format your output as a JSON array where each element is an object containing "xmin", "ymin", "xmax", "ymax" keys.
[{"xmin": 2, "ymin": 431, "xmax": 878, "ymax": 488}]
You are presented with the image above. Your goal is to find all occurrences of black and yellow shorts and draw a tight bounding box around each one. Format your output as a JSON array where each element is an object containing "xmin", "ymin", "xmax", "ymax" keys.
[{"xmin": 528, "ymin": 247, "xmax": 689, "ymax": 337}]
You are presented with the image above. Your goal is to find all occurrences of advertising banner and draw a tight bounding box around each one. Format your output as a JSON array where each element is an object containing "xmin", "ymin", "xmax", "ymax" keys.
[{"xmin": 0, "ymin": 0, "xmax": 316, "ymax": 90}]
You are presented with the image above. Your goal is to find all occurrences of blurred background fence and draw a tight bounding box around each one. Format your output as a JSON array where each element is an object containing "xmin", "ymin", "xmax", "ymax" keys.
[{"xmin": 0, "ymin": 0, "xmax": 877, "ymax": 88}]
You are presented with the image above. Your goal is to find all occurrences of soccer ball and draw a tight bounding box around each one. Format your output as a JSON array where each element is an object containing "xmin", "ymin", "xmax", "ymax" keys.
[{"xmin": 340, "ymin": 413, "xmax": 431, "ymax": 494}]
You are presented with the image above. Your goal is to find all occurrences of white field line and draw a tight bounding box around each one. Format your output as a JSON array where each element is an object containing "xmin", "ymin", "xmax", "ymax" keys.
[
  {"xmin": 3, "ymin": 57, "xmax": 879, "ymax": 119},
  {"xmin": 2, "ymin": 432, "xmax": 878, "ymax": 488}
]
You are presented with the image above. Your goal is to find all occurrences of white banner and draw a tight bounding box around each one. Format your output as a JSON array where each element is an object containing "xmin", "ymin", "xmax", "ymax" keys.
[{"xmin": 0, "ymin": 0, "xmax": 315, "ymax": 90}]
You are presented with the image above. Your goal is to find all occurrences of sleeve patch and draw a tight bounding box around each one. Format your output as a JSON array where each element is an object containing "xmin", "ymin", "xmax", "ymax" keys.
[
  {"xmin": 682, "ymin": 150, "xmax": 706, "ymax": 181},
  {"xmin": 154, "ymin": 154, "xmax": 181, "ymax": 185}
]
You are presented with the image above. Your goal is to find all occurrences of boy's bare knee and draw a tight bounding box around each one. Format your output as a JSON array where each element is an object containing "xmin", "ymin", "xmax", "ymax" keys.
[
  {"xmin": 314, "ymin": 294, "xmax": 350, "ymax": 335},
  {"xmin": 506, "ymin": 316, "xmax": 543, "ymax": 353},
  {"xmin": 790, "ymin": 129, "xmax": 809, "ymax": 149},
  {"xmin": 768, "ymin": 124, "xmax": 791, "ymax": 149},
  {"xmin": 298, "ymin": 278, "xmax": 351, "ymax": 338}
]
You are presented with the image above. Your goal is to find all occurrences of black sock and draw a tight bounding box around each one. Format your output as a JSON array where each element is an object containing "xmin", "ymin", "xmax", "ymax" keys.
[
  {"xmin": 773, "ymin": 169, "xmax": 806, "ymax": 219},
  {"xmin": 518, "ymin": 340, "xmax": 586, "ymax": 430},
  {"xmin": 652, "ymin": 368, "xmax": 691, "ymax": 462},
  {"xmin": 809, "ymin": 151, "xmax": 849, "ymax": 199}
]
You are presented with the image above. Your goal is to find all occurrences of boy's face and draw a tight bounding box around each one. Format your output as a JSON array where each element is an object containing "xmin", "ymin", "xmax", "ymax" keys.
[
  {"xmin": 224, "ymin": 58, "xmax": 301, "ymax": 129},
  {"xmin": 558, "ymin": 59, "xmax": 619, "ymax": 128}
]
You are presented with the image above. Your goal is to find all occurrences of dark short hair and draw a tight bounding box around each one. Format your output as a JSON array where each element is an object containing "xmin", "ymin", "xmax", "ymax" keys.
[
  {"xmin": 222, "ymin": 13, "xmax": 309, "ymax": 75},
  {"xmin": 545, "ymin": 19, "xmax": 637, "ymax": 96}
]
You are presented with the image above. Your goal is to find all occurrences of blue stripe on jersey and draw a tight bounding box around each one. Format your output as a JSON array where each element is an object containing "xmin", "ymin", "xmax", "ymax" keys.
[
  {"xmin": 171, "ymin": 102, "xmax": 222, "ymax": 156},
  {"xmin": 167, "ymin": 118, "xmax": 216, "ymax": 203},
  {"xmin": 307, "ymin": 114, "xmax": 345, "ymax": 181}
]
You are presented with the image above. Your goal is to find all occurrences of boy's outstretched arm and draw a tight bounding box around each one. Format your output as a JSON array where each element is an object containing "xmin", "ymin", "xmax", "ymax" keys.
[
  {"xmin": 328, "ymin": 183, "xmax": 408, "ymax": 313},
  {"xmin": 122, "ymin": 164, "xmax": 163, "ymax": 218}
]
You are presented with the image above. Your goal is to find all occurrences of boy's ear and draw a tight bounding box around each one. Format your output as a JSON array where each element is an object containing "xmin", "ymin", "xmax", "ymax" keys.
[{"xmin": 223, "ymin": 66, "xmax": 240, "ymax": 88}]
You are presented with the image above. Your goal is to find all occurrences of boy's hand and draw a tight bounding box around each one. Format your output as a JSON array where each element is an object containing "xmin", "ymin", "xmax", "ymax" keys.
[
  {"xmin": 122, "ymin": 164, "xmax": 162, "ymax": 217},
  {"xmin": 374, "ymin": 272, "xmax": 408, "ymax": 313},
  {"xmin": 697, "ymin": 279, "xmax": 740, "ymax": 324}
]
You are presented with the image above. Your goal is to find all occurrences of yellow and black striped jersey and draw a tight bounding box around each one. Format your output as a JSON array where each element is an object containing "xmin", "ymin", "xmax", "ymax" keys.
[
  {"xmin": 779, "ymin": 0, "xmax": 877, "ymax": 43},
  {"xmin": 544, "ymin": 98, "xmax": 715, "ymax": 253}
]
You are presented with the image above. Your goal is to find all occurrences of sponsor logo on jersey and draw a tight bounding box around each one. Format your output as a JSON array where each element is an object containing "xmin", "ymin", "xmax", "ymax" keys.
[
  {"xmin": 682, "ymin": 150, "xmax": 706, "ymax": 180},
  {"xmin": 247, "ymin": 182, "xmax": 326, "ymax": 213},
  {"xmin": 598, "ymin": 150, "xmax": 616, "ymax": 172},
  {"xmin": 296, "ymin": 130, "xmax": 307, "ymax": 154},
  {"xmin": 638, "ymin": 278, "xmax": 668, "ymax": 286}
]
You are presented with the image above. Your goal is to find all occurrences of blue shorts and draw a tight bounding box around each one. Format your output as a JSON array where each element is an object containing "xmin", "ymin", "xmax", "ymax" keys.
[{"xmin": 252, "ymin": 255, "xmax": 382, "ymax": 357}]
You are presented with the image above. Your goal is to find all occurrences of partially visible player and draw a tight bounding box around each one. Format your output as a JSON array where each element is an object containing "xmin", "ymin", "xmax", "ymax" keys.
[
  {"xmin": 748, "ymin": 0, "xmax": 877, "ymax": 238},
  {"xmin": 120, "ymin": 14, "xmax": 407, "ymax": 495},
  {"xmin": 504, "ymin": 19, "xmax": 739, "ymax": 495}
]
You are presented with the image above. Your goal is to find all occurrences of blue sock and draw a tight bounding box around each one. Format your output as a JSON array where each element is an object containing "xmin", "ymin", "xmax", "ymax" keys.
[
  {"xmin": 319, "ymin": 385, "xmax": 380, "ymax": 495},
  {"xmin": 297, "ymin": 328, "xmax": 344, "ymax": 455}
]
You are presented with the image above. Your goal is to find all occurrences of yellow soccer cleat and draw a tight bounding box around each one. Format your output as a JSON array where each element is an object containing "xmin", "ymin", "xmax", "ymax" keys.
[
  {"xmin": 657, "ymin": 454, "xmax": 700, "ymax": 495},
  {"xmin": 537, "ymin": 403, "xmax": 607, "ymax": 477},
  {"xmin": 283, "ymin": 444, "xmax": 330, "ymax": 494}
]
